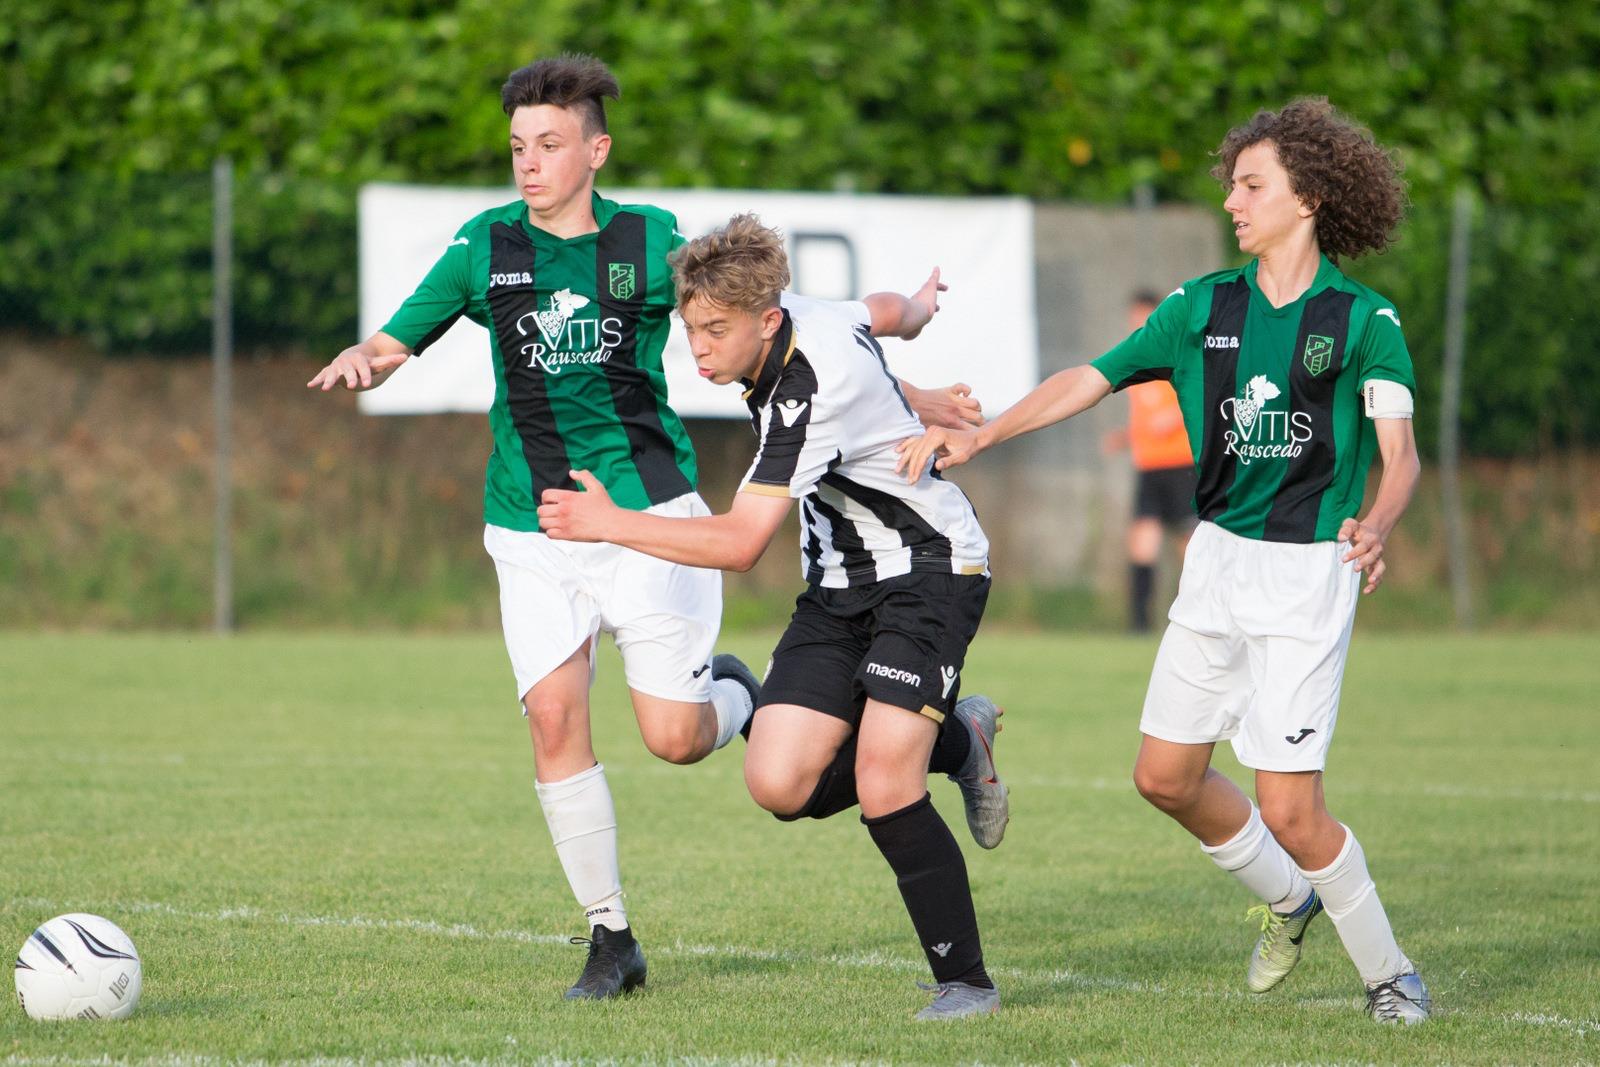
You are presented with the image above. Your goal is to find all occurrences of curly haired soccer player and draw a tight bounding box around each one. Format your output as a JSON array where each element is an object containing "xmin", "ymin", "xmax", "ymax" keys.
[
  {"xmin": 539, "ymin": 214, "xmax": 1009, "ymax": 1020},
  {"xmin": 307, "ymin": 55, "xmax": 981, "ymax": 1001},
  {"xmin": 897, "ymin": 98, "xmax": 1431, "ymax": 1023}
]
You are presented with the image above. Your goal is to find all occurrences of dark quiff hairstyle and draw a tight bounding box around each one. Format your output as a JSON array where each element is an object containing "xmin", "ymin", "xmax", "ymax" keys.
[
  {"xmin": 1211, "ymin": 97, "xmax": 1407, "ymax": 261},
  {"xmin": 501, "ymin": 54, "xmax": 620, "ymax": 137}
]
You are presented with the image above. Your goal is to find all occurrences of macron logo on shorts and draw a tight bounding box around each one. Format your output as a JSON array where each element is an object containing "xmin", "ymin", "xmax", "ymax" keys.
[{"xmin": 865, "ymin": 662, "xmax": 921, "ymax": 688}]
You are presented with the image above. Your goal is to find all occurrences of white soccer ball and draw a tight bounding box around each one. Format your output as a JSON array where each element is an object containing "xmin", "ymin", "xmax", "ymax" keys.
[{"xmin": 14, "ymin": 914, "xmax": 142, "ymax": 1021}]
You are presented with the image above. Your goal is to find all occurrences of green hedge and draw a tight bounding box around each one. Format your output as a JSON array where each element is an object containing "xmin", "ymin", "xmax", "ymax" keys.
[{"xmin": 2, "ymin": 0, "xmax": 1596, "ymax": 450}]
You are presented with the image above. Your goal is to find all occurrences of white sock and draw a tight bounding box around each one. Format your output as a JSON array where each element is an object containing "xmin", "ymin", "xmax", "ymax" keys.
[
  {"xmin": 709, "ymin": 677, "xmax": 753, "ymax": 751},
  {"xmin": 1299, "ymin": 825, "xmax": 1412, "ymax": 984},
  {"xmin": 1201, "ymin": 805, "xmax": 1313, "ymax": 913},
  {"xmin": 534, "ymin": 763, "xmax": 628, "ymax": 932}
]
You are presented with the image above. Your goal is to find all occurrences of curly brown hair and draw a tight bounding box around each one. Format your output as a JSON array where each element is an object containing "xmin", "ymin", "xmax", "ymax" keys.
[{"xmin": 1211, "ymin": 98, "xmax": 1407, "ymax": 261}]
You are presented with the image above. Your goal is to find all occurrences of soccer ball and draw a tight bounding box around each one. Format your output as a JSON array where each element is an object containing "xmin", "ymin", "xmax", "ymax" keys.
[{"xmin": 14, "ymin": 914, "xmax": 142, "ymax": 1021}]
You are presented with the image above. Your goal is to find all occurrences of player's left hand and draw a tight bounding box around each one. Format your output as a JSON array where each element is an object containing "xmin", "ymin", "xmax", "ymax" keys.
[
  {"xmin": 1339, "ymin": 516, "xmax": 1387, "ymax": 595},
  {"xmin": 538, "ymin": 470, "xmax": 615, "ymax": 542},
  {"xmin": 909, "ymin": 382, "xmax": 984, "ymax": 430},
  {"xmin": 894, "ymin": 425, "xmax": 982, "ymax": 482},
  {"xmin": 901, "ymin": 267, "xmax": 948, "ymax": 340}
]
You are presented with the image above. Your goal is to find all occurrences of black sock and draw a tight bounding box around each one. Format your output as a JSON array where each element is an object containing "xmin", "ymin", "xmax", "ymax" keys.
[
  {"xmin": 863, "ymin": 793, "xmax": 992, "ymax": 988},
  {"xmin": 775, "ymin": 734, "xmax": 860, "ymax": 821},
  {"xmin": 927, "ymin": 714, "xmax": 972, "ymax": 776},
  {"xmin": 1130, "ymin": 563, "xmax": 1155, "ymax": 632}
]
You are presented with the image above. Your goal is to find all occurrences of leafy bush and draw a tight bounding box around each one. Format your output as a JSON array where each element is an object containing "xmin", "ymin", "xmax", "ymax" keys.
[{"xmin": 2, "ymin": 0, "xmax": 1596, "ymax": 449}]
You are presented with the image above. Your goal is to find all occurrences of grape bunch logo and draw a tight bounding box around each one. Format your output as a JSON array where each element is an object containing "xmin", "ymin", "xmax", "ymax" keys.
[
  {"xmin": 1221, "ymin": 375, "xmax": 1313, "ymax": 465},
  {"xmin": 515, "ymin": 288, "xmax": 624, "ymax": 374},
  {"xmin": 534, "ymin": 288, "xmax": 591, "ymax": 347}
]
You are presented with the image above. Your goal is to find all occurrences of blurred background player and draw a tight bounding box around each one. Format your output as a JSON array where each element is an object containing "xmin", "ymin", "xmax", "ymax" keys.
[
  {"xmin": 539, "ymin": 214, "xmax": 1008, "ymax": 1020},
  {"xmin": 1103, "ymin": 289, "xmax": 1197, "ymax": 632},
  {"xmin": 896, "ymin": 98, "xmax": 1430, "ymax": 1024}
]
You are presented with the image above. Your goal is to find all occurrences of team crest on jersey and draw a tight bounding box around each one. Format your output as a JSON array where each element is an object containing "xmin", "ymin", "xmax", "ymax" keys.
[
  {"xmin": 1220, "ymin": 375, "xmax": 1313, "ymax": 466},
  {"xmin": 608, "ymin": 262, "xmax": 636, "ymax": 300},
  {"xmin": 1303, "ymin": 334, "xmax": 1334, "ymax": 376}
]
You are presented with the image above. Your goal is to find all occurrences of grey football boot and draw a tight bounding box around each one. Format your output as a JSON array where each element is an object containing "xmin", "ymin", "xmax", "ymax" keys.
[
  {"xmin": 948, "ymin": 695, "xmax": 1009, "ymax": 848},
  {"xmin": 1366, "ymin": 970, "xmax": 1431, "ymax": 1024},
  {"xmin": 710, "ymin": 654, "xmax": 760, "ymax": 740},
  {"xmin": 914, "ymin": 981, "xmax": 1001, "ymax": 1020},
  {"xmin": 1245, "ymin": 891, "xmax": 1324, "ymax": 992}
]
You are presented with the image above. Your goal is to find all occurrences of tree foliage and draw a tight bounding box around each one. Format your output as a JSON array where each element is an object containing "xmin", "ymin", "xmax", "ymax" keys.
[{"xmin": 2, "ymin": 0, "xmax": 1596, "ymax": 450}]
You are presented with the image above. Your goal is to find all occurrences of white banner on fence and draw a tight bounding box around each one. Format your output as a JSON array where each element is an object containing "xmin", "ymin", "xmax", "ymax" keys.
[{"xmin": 357, "ymin": 183, "xmax": 1037, "ymax": 417}]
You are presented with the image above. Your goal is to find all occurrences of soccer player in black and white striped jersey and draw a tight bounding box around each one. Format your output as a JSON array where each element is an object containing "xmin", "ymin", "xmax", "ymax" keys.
[{"xmin": 539, "ymin": 214, "xmax": 1007, "ymax": 1020}]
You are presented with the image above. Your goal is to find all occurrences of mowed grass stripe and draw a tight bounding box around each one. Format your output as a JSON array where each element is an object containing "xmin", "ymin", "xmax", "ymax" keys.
[{"xmin": 2, "ymin": 632, "xmax": 1596, "ymax": 1065}]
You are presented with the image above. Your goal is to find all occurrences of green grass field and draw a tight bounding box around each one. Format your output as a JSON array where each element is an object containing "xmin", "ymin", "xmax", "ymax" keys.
[{"xmin": 2, "ymin": 631, "xmax": 1596, "ymax": 1065}]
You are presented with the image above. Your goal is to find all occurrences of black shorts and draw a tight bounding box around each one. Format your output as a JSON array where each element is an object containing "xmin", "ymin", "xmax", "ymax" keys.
[
  {"xmin": 760, "ymin": 571, "xmax": 990, "ymax": 727},
  {"xmin": 1134, "ymin": 466, "xmax": 1199, "ymax": 529}
]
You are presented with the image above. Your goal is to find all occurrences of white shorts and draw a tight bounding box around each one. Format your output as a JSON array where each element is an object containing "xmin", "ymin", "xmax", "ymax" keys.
[
  {"xmin": 484, "ymin": 493, "xmax": 723, "ymax": 707},
  {"xmin": 1139, "ymin": 521, "xmax": 1361, "ymax": 772}
]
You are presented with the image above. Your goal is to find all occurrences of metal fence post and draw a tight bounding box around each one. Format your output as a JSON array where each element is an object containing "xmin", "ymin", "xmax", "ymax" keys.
[
  {"xmin": 213, "ymin": 158, "xmax": 234, "ymax": 633},
  {"xmin": 1440, "ymin": 185, "xmax": 1474, "ymax": 629}
]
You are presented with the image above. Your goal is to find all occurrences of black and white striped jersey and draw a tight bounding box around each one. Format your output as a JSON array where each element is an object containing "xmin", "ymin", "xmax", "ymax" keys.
[{"xmin": 738, "ymin": 293, "xmax": 989, "ymax": 589}]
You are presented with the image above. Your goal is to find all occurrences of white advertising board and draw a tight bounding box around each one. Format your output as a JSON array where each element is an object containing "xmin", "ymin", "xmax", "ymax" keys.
[{"xmin": 358, "ymin": 184, "xmax": 1037, "ymax": 417}]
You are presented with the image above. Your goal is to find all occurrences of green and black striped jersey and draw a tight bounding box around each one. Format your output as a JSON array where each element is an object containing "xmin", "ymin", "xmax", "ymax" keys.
[
  {"xmin": 381, "ymin": 193, "xmax": 697, "ymax": 532},
  {"xmin": 1092, "ymin": 256, "xmax": 1415, "ymax": 544}
]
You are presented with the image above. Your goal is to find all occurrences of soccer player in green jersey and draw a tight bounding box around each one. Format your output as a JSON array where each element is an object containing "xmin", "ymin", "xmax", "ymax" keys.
[
  {"xmin": 308, "ymin": 54, "xmax": 978, "ymax": 1001},
  {"xmin": 897, "ymin": 98, "xmax": 1431, "ymax": 1023}
]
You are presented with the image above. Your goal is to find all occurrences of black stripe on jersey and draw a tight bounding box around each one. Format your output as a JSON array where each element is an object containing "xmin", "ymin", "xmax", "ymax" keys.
[
  {"xmin": 745, "ymin": 311, "xmax": 794, "ymax": 411},
  {"xmin": 748, "ymin": 350, "xmax": 821, "ymax": 489},
  {"xmin": 801, "ymin": 497, "xmax": 826, "ymax": 585},
  {"xmin": 851, "ymin": 326, "xmax": 917, "ymax": 419},
  {"xmin": 1110, "ymin": 366, "xmax": 1175, "ymax": 390},
  {"xmin": 488, "ymin": 221, "xmax": 575, "ymax": 498},
  {"xmin": 809, "ymin": 483, "xmax": 880, "ymax": 586},
  {"xmin": 410, "ymin": 309, "xmax": 464, "ymax": 357},
  {"xmin": 1263, "ymin": 289, "xmax": 1357, "ymax": 542},
  {"xmin": 1195, "ymin": 278, "xmax": 1251, "ymax": 524},
  {"xmin": 596, "ymin": 212, "xmax": 693, "ymax": 505},
  {"xmin": 819, "ymin": 471, "xmax": 953, "ymax": 568}
]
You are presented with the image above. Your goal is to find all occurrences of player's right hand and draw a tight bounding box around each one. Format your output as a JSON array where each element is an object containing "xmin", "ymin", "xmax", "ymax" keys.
[
  {"xmin": 893, "ymin": 425, "xmax": 981, "ymax": 482},
  {"xmin": 307, "ymin": 345, "xmax": 410, "ymax": 391},
  {"xmin": 901, "ymin": 267, "xmax": 948, "ymax": 340}
]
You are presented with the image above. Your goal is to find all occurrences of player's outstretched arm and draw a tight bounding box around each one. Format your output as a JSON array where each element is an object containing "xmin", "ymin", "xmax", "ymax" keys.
[
  {"xmin": 1338, "ymin": 417, "xmax": 1421, "ymax": 595},
  {"xmin": 864, "ymin": 267, "xmax": 947, "ymax": 340},
  {"xmin": 894, "ymin": 363, "xmax": 1114, "ymax": 481},
  {"xmin": 539, "ymin": 472, "xmax": 793, "ymax": 572},
  {"xmin": 307, "ymin": 331, "xmax": 413, "ymax": 392},
  {"xmin": 900, "ymin": 381, "xmax": 983, "ymax": 429}
]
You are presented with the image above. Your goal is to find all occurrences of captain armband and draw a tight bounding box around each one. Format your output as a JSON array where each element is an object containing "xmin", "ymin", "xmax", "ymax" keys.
[{"xmin": 1363, "ymin": 379, "xmax": 1414, "ymax": 419}]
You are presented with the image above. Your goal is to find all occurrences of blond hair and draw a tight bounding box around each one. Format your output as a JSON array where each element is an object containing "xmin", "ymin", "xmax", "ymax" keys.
[{"xmin": 668, "ymin": 214, "xmax": 790, "ymax": 313}]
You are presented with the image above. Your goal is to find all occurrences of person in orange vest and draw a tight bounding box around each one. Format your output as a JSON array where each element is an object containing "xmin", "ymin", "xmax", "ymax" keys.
[{"xmin": 1104, "ymin": 290, "xmax": 1198, "ymax": 632}]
